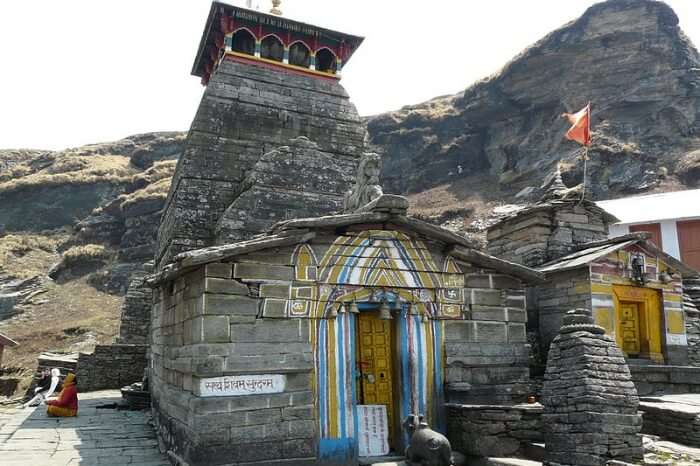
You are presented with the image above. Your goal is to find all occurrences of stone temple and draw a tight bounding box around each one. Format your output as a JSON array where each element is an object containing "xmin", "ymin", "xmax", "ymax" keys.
[
  {"xmin": 149, "ymin": 3, "xmax": 545, "ymax": 465},
  {"xmin": 141, "ymin": 2, "xmax": 700, "ymax": 466}
]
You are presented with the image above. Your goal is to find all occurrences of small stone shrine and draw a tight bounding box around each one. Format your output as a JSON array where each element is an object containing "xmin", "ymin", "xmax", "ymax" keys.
[
  {"xmin": 488, "ymin": 171, "xmax": 695, "ymax": 367},
  {"xmin": 542, "ymin": 308, "xmax": 643, "ymax": 466}
]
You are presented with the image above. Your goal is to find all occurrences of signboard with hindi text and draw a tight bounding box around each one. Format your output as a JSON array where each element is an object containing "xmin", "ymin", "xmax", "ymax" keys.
[
  {"xmin": 198, "ymin": 374, "xmax": 286, "ymax": 397},
  {"xmin": 357, "ymin": 405, "xmax": 389, "ymax": 457}
]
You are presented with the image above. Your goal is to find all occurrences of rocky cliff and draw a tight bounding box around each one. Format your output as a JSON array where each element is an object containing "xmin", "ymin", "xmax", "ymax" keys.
[{"xmin": 368, "ymin": 0, "xmax": 700, "ymax": 204}]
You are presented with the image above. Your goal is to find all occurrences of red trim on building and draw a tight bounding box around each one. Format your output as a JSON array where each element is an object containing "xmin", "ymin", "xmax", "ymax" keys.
[{"xmin": 224, "ymin": 54, "xmax": 339, "ymax": 81}]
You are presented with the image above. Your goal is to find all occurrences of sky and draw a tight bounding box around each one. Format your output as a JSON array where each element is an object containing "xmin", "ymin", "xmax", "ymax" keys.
[{"xmin": 0, "ymin": 0, "xmax": 698, "ymax": 150}]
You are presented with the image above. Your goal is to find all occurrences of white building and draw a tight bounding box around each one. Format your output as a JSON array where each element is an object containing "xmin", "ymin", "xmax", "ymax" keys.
[{"xmin": 597, "ymin": 189, "xmax": 700, "ymax": 271}]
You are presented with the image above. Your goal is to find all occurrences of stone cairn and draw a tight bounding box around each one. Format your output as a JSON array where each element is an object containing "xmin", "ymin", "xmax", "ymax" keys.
[{"xmin": 542, "ymin": 308, "xmax": 643, "ymax": 466}]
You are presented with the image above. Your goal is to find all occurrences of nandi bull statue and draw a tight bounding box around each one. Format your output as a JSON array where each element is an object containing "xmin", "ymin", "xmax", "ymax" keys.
[{"xmin": 403, "ymin": 414, "xmax": 454, "ymax": 466}]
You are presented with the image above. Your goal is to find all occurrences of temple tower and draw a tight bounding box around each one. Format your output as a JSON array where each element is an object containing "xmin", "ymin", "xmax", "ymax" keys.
[{"xmin": 157, "ymin": 1, "xmax": 365, "ymax": 267}]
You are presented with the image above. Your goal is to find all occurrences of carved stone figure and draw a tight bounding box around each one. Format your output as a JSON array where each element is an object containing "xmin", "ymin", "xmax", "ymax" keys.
[
  {"xmin": 344, "ymin": 152, "xmax": 383, "ymax": 212},
  {"xmin": 403, "ymin": 414, "xmax": 454, "ymax": 466}
]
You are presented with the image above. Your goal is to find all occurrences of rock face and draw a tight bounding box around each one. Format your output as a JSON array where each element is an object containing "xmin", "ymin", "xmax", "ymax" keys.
[
  {"xmin": 157, "ymin": 58, "xmax": 365, "ymax": 268},
  {"xmin": 368, "ymin": 0, "xmax": 700, "ymax": 200},
  {"xmin": 542, "ymin": 308, "xmax": 643, "ymax": 466}
]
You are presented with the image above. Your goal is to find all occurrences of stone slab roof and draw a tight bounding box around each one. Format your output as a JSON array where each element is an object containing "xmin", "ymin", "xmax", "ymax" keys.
[
  {"xmin": 148, "ymin": 196, "xmax": 545, "ymax": 287},
  {"xmin": 537, "ymin": 232, "xmax": 697, "ymax": 276}
]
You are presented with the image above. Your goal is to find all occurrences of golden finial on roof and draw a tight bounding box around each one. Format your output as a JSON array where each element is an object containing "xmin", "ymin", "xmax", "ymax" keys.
[{"xmin": 270, "ymin": 0, "xmax": 282, "ymax": 15}]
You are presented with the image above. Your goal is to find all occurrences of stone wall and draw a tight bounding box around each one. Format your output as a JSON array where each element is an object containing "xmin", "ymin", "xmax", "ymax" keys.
[
  {"xmin": 150, "ymin": 226, "xmax": 536, "ymax": 465},
  {"xmin": 444, "ymin": 267, "xmax": 532, "ymax": 404},
  {"xmin": 117, "ymin": 262, "xmax": 153, "ymax": 344},
  {"xmin": 446, "ymin": 403, "xmax": 543, "ymax": 457},
  {"xmin": 156, "ymin": 58, "xmax": 366, "ymax": 267},
  {"xmin": 641, "ymin": 401, "xmax": 700, "ymax": 447},
  {"xmin": 630, "ymin": 365, "xmax": 700, "ymax": 395},
  {"xmin": 76, "ymin": 344, "xmax": 147, "ymax": 392},
  {"xmin": 530, "ymin": 268, "xmax": 592, "ymax": 353},
  {"xmin": 486, "ymin": 201, "xmax": 610, "ymax": 268},
  {"xmin": 150, "ymin": 264, "xmax": 316, "ymax": 466}
]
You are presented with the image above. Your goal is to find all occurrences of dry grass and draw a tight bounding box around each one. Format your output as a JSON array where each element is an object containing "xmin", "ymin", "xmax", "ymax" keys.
[
  {"xmin": 60, "ymin": 244, "xmax": 109, "ymax": 266},
  {"xmin": 0, "ymin": 154, "xmax": 136, "ymax": 194},
  {"xmin": 0, "ymin": 233, "xmax": 65, "ymax": 279},
  {"xmin": 0, "ymin": 277, "xmax": 122, "ymax": 371}
]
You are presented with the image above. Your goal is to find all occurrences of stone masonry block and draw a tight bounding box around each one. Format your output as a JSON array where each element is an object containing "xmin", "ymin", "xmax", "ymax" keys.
[
  {"xmin": 491, "ymin": 275, "xmax": 522, "ymax": 290},
  {"xmin": 262, "ymin": 298, "xmax": 287, "ymax": 318},
  {"xmin": 205, "ymin": 263, "xmax": 233, "ymax": 279},
  {"xmin": 471, "ymin": 305, "xmax": 507, "ymax": 322},
  {"xmin": 471, "ymin": 289, "xmax": 503, "ymax": 306},
  {"xmin": 204, "ymin": 277, "xmax": 249, "ymax": 295},
  {"xmin": 202, "ymin": 315, "xmax": 230, "ymax": 342},
  {"xmin": 508, "ymin": 323, "xmax": 527, "ymax": 343},
  {"xmin": 445, "ymin": 321, "xmax": 476, "ymax": 342},
  {"xmin": 230, "ymin": 320, "xmax": 309, "ymax": 343},
  {"xmin": 203, "ymin": 294, "xmax": 259, "ymax": 317},
  {"xmin": 225, "ymin": 352, "xmax": 313, "ymax": 373},
  {"xmin": 234, "ymin": 263, "xmax": 294, "ymax": 281},
  {"xmin": 260, "ymin": 283, "xmax": 292, "ymax": 298},
  {"xmin": 476, "ymin": 322, "xmax": 507, "ymax": 343}
]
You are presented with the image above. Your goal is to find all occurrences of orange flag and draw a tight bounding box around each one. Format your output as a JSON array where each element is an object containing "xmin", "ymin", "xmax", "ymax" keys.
[{"xmin": 562, "ymin": 104, "xmax": 591, "ymax": 146}]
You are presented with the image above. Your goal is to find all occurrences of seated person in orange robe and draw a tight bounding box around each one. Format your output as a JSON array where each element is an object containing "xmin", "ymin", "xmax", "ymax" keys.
[{"xmin": 46, "ymin": 372, "xmax": 78, "ymax": 417}]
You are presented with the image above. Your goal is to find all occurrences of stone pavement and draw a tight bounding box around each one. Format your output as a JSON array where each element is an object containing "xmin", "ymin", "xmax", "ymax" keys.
[{"xmin": 0, "ymin": 390, "xmax": 170, "ymax": 465}]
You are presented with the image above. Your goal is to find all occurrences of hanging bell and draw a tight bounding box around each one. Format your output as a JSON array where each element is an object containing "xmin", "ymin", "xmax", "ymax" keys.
[
  {"xmin": 378, "ymin": 300, "xmax": 393, "ymax": 320},
  {"xmin": 338, "ymin": 303, "xmax": 347, "ymax": 314},
  {"xmin": 422, "ymin": 312, "xmax": 430, "ymax": 323},
  {"xmin": 349, "ymin": 300, "xmax": 360, "ymax": 314},
  {"xmin": 408, "ymin": 302, "xmax": 420, "ymax": 316},
  {"xmin": 327, "ymin": 304, "xmax": 338, "ymax": 319}
]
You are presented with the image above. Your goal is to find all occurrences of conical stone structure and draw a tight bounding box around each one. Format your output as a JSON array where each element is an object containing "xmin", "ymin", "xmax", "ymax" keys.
[{"xmin": 542, "ymin": 308, "xmax": 643, "ymax": 466}]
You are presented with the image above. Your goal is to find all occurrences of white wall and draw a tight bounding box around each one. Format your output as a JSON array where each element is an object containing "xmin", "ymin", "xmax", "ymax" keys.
[{"xmin": 660, "ymin": 220, "xmax": 681, "ymax": 260}]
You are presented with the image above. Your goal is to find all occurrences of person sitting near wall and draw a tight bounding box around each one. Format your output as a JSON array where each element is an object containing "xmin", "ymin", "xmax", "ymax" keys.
[
  {"xmin": 23, "ymin": 368, "xmax": 61, "ymax": 408},
  {"xmin": 46, "ymin": 372, "xmax": 78, "ymax": 417}
]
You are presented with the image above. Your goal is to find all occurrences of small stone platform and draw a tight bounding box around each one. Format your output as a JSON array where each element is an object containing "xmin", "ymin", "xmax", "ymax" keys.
[
  {"xmin": 641, "ymin": 394, "xmax": 700, "ymax": 447},
  {"xmin": 0, "ymin": 390, "xmax": 169, "ymax": 465}
]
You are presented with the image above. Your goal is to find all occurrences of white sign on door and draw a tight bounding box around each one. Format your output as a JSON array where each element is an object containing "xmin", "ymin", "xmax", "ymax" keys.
[
  {"xmin": 198, "ymin": 374, "xmax": 286, "ymax": 397},
  {"xmin": 357, "ymin": 404, "xmax": 389, "ymax": 457}
]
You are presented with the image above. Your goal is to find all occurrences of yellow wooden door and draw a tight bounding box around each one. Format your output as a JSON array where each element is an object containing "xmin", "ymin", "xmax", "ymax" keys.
[
  {"xmin": 620, "ymin": 303, "xmax": 641, "ymax": 355},
  {"xmin": 357, "ymin": 311, "xmax": 395, "ymax": 444}
]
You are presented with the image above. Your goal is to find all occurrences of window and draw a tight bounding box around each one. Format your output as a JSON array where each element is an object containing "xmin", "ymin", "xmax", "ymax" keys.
[
  {"xmin": 231, "ymin": 29, "xmax": 255, "ymax": 56},
  {"xmin": 315, "ymin": 48, "xmax": 337, "ymax": 73},
  {"xmin": 261, "ymin": 35, "xmax": 284, "ymax": 62},
  {"xmin": 289, "ymin": 42, "xmax": 311, "ymax": 68}
]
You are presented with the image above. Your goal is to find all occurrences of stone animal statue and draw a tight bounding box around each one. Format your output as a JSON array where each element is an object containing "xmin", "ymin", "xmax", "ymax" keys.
[
  {"xmin": 403, "ymin": 414, "xmax": 454, "ymax": 466},
  {"xmin": 344, "ymin": 152, "xmax": 383, "ymax": 212}
]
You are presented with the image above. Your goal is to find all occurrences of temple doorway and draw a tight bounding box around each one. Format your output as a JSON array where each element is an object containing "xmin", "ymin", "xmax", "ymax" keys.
[{"xmin": 356, "ymin": 309, "xmax": 398, "ymax": 448}]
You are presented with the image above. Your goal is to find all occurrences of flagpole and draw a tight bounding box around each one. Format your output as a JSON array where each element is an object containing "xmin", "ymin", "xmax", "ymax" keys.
[
  {"xmin": 579, "ymin": 102, "xmax": 591, "ymax": 204},
  {"xmin": 580, "ymin": 145, "xmax": 588, "ymax": 204}
]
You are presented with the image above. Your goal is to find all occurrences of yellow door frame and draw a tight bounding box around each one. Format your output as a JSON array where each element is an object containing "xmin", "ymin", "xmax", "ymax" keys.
[{"xmin": 612, "ymin": 285, "xmax": 663, "ymax": 363}]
